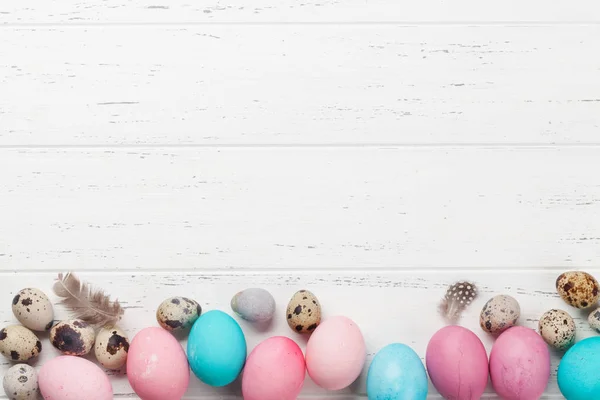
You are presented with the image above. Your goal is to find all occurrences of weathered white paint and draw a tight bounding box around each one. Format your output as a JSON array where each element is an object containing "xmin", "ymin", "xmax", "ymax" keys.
[
  {"xmin": 0, "ymin": 270, "xmax": 595, "ymax": 399},
  {"xmin": 1, "ymin": 26, "xmax": 599, "ymax": 146},
  {"xmin": 1, "ymin": 148, "xmax": 599, "ymax": 272},
  {"xmin": 2, "ymin": 0, "xmax": 600, "ymax": 397},
  {"xmin": 1, "ymin": 0, "xmax": 599, "ymax": 23}
]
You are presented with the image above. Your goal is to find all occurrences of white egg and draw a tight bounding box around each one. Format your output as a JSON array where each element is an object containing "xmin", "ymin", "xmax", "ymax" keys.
[
  {"xmin": 11, "ymin": 288, "xmax": 54, "ymax": 332},
  {"xmin": 94, "ymin": 325, "xmax": 129, "ymax": 369},
  {"xmin": 2, "ymin": 364, "xmax": 39, "ymax": 400}
]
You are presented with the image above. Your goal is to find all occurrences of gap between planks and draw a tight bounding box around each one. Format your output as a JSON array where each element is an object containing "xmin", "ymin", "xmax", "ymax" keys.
[
  {"xmin": 3, "ymin": 143, "xmax": 600, "ymax": 150},
  {"xmin": 0, "ymin": 267, "xmax": 596, "ymax": 275},
  {"xmin": 1, "ymin": 21, "xmax": 600, "ymax": 28}
]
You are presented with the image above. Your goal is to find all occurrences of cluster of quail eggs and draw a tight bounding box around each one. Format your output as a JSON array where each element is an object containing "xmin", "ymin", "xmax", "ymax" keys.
[
  {"xmin": 155, "ymin": 287, "xmax": 322, "ymax": 337},
  {"xmin": 478, "ymin": 270, "xmax": 600, "ymax": 352},
  {"xmin": 1, "ymin": 288, "xmax": 131, "ymax": 400},
  {"xmin": 536, "ymin": 270, "xmax": 600, "ymax": 351}
]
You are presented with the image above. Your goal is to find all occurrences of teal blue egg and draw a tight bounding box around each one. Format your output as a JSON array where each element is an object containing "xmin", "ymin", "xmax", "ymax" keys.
[
  {"xmin": 187, "ymin": 310, "xmax": 247, "ymax": 387},
  {"xmin": 558, "ymin": 336, "xmax": 600, "ymax": 400},
  {"xmin": 367, "ymin": 343, "xmax": 428, "ymax": 400}
]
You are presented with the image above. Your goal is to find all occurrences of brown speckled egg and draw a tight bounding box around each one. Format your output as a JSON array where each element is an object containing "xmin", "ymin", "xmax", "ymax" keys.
[
  {"xmin": 538, "ymin": 309, "xmax": 575, "ymax": 351},
  {"xmin": 0, "ymin": 325, "xmax": 41, "ymax": 362},
  {"xmin": 2, "ymin": 363, "xmax": 39, "ymax": 400},
  {"xmin": 50, "ymin": 319, "xmax": 95, "ymax": 356},
  {"xmin": 286, "ymin": 290, "xmax": 321, "ymax": 334},
  {"xmin": 556, "ymin": 271, "xmax": 600, "ymax": 309},
  {"xmin": 156, "ymin": 296, "xmax": 202, "ymax": 331},
  {"xmin": 11, "ymin": 288, "xmax": 54, "ymax": 332},
  {"xmin": 588, "ymin": 307, "xmax": 600, "ymax": 332},
  {"xmin": 94, "ymin": 325, "xmax": 129, "ymax": 369},
  {"xmin": 479, "ymin": 294, "xmax": 520, "ymax": 335}
]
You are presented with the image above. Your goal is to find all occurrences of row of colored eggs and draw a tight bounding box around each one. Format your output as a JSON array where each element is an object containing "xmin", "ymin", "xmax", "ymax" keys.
[
  {"xmin": 4, "ymin": 272, "xmax": 600, "ymax": 400},
  {"xmin": 5, "ymin": 312, "xmax": 600, "ymax": 400}
]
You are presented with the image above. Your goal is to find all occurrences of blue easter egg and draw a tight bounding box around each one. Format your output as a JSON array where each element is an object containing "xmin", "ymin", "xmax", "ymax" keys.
[
  {"xmin": 367, "ymin": 343, "xmax": 428, "ymax": 400},
  {"xmin": 187, "ymin": 310, "xmax": 247, "ymax": 387},
  {"xmin": 558, "ymin": 336, "xmax": 600, "ymax": 400}
]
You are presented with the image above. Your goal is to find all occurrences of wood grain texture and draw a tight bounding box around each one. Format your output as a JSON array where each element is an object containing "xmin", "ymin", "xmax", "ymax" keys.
[
  {"xmin": 1, "ymin": 147, "xmax": 599, "ymax": 272},
  {"xmin": 2, "ymin": 0, "xmax": 600, "ymax": 398},
  {"xmin": 0, "ymin": 269, "xmax": 595, "ymax": 399},
  {"xmin": 1, "ymin": 0, "xmax": 599, "ymax": 23},
  {"xmin": 1, "ymin": 26, "xmax": 599, "ymax": 146}
]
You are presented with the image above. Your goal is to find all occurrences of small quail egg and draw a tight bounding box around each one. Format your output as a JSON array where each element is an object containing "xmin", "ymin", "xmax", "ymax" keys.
[
  {"xmin": 94, "ymin": 325, "xmax": 129, "ymax": 370},
  {"xmin": 2, "ymin": 363, "xmax": 39, "ymax": 400},
  {"xmin": 479, "ymin": 294, "xmax": 520, "ymax": 335},
  {"xmin": 589, "ymin": 307, "xmax": 600, "ymax": 332},
  {"xmin": 0, "ymin": 325, "xmax": 41, "ymax": 362},
  {"xmin": 231, "ymin": 288, "xmax": 276, "ymax": 323},
  {"xmin": 286, "ymin": 290, "xmax": 322, "ymax": 334},
  {"xmin": 539, "ymin": 309, "xmax": 576, "ymax": 351},
  {"xmin": 50, "ymin": 319, "xmax": 95, "ymax": 356},
  {"xmin": 556, "ymin": 271, "xmax": 600, "ymax": 309},
  {"xmin": 12, "ymin": 288, "xmax": 54, "ymax": 332},
  {"xmin": 156, "ymin": 296, "xmax": 202, "ymax": 331}
]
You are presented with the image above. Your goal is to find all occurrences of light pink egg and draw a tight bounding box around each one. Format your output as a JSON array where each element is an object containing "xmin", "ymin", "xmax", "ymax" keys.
[
  {"xmin": 39, "ymin": 355, "xmax": 112, "ymax": 400},
  {"xmin": 305, "ymin": 316, "xmax": 366, "ymax": 390},
  {"xmin": 426, "ymin": 325, "xmax": 489, "ymax": 400},
  {"xmin": 127, "ymin": 327, "xmax": 190, "ymax": 400},
  {"xmin": 490, "ymin": 326, "xmax": 550, "ymax": 400},
  {"xmin": 242, "ymin": 336, "xmax": 306, "ymax": 400}
]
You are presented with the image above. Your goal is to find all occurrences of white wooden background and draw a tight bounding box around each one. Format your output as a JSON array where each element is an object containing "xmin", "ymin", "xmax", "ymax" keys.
[{"xmin": 1, "ymin": 1, "xmax": 600, "ymax": 399}]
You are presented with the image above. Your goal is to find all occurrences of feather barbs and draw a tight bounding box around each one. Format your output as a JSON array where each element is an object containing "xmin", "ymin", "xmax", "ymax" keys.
[
  {"xmin": 438, "ymin": 281, "xmax": 478, "ymax": 325},
  {"xmin": 53, "ymin": 272, "xmax": 124, "ymax": 329}
]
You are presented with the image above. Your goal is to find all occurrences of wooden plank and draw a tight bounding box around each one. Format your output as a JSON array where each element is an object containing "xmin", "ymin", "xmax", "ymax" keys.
[
  {"xmin": 0, "ymin": 26, "xmax": 599, "ymax": 146},
  {"xmin": 0, "ymin": 269, "xmax": 593, "ymax": 398},
  {"xmin": 1, "ymin": 0, "xmax": 599, "ymax": 24},
  {"xmin": 1, "ymin": 147, "xmax": 599, "ymax": 271}
]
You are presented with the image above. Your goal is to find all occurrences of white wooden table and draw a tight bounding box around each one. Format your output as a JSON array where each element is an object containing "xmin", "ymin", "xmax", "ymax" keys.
[{"xmin": 1, "ymin": 1, "xmax": 599, "ymax": 398}]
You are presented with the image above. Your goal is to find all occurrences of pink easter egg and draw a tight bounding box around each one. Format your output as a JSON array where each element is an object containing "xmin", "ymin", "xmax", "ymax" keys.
[
  {"xmin": 127, "ymin": 327, "xmax": 190, "ymax": 400},
  {"xmin": 39, "ymin": 355, "xmax": 113, "ymax": 400},
  {"xmin": 426, "ymin": 325, "xmax": 489, "ymax": 399},
  {"xmin": 490, "ymin": 326, "xmax": 550, "ymax": 400},
  {"xmin": 305, "ymin": 316, "xmax": 366, "ymax": 390},
  {"xmin": 242, "ymin": 336, "xmax": 306, "ymax": 400}
]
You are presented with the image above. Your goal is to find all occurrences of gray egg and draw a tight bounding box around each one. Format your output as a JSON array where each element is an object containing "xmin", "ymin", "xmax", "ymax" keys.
[
  {"xmin": 0, "ymin": 325, "xmax": 41, "ymax": 362},
  {"xmin": 479, "ymin": 294, "xmax": 520, "ymax": 335},
  {"xmin": 231, "ymin": 288, "xmax": 276, "ymax": 323},
  {"xmin": 156, "ymin": 297, "xmax": 202, "ymax": 331},
  {"xmin": 539, "ymin": 309, "xmax": 575, "ymax": 351},
  {"xmin": 94, "ymin": 325, "xmax": 129, "ymax": 370},
  {"xmin": 588, "ymin": 307, "xmax": 600, "ymax": 332},
  {"xmin": 12, "ymin": 288, "xmax": 54, "ymax": 332},
  {"xmin": 2, "ymin": 363, "xmax": 39, "ymax": 400},
  {"xmin": 50, "ymin": 319, "xmax": 95, "ymax": 356}
]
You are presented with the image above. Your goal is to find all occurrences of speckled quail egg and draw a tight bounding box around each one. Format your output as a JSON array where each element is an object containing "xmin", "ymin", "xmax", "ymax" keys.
[
  {"xmin": 479, "ymin": 294, "xmax": 520, "ymax": 335},
  {"xmin": 12, "ymin": 288, "xmax": 54, "ymax": 332},
  {"xmin": 231, "ymin": 288, "xmax": 276, "ymax": 323},
  {"xmin": 588, "ymin": 307, "xmax": 600, "ymax": 332},
  {"xmin": 156, "ymin": 296, "xmax": 202, "ymax": 331},
  {"xmin": 94, "ymin": 325, "xmax": 129, "ymax": 370},
  {"xmin": 50, "ymin": 319, "xmax": 95, "ymax": 356},
  {"xmin": 286, "ymin": 290, "xmax": 322, "ymax": 334},
  {"xmin": 0, "ymin": 325, "xmax": 41, "ymax": 362},
  {"xmin": 556, "ymin": 271, "xmax": 600, "ymax": 309},
  {"xmin": 539, "ymin": 309, "xmax": 576, "ymax": 351},
  {"xmin": 2, "ymin": 363, "xmax": 39, "ymax": 400}
]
